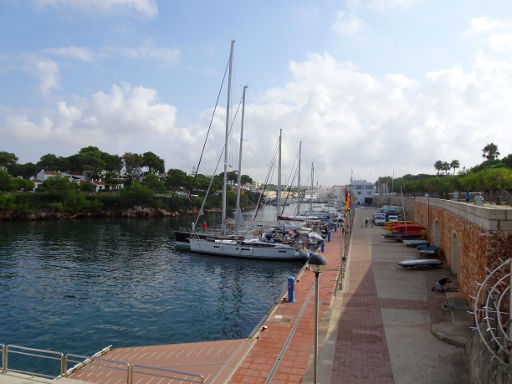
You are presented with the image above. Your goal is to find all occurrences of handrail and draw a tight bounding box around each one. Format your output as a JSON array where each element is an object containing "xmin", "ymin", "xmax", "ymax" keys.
[
  {"xmin": 0, "ymin": 344, "xmax": 205, "ymax": 384},
  {"xmin": 2, "ymin": 344, "xmax": 64, "ymax": 378},
  {"xmin": 1, "ymin": 344, "xmax": 5, "ymax": 373},
  {"xmin": 65, "ymin": 353, "xmax": 130, "ymax": 384},
  {"xmin": 131, "ymin": 364, "xmax": 204, "ymax": 384}
]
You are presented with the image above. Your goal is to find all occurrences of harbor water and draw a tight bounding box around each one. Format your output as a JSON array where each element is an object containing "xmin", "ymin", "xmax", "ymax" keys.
[{"xmin": 0, "ymin": 205, "xmax": 305, "ymax": 366}]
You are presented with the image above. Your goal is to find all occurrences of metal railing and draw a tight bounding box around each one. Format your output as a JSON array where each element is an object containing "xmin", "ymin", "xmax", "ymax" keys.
[
  {"xmin": 131, "ymin": 364, "xmax": 204, "ymax": 383},
  {"xmin": 1, "ymin": 344, "xmax": 4, "ymax": 373},
  {"xmin": 0, "ymin": 344, "xmax": 204, "ymax": 383},
  {"xmin": 1, "ymin": 345, "xmax": 64, "ymax": 378}
]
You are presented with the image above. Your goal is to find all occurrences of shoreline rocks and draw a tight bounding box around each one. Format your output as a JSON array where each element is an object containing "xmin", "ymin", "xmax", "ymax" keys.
[{"xmin": 0, "ymin": 207, "xmax": 224, "ymax": 221}]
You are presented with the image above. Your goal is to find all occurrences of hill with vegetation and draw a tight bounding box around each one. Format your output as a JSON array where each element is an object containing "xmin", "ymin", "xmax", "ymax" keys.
[{"xmin": 0, "ymin": 147, "xmax": 259, "ymax": 220}]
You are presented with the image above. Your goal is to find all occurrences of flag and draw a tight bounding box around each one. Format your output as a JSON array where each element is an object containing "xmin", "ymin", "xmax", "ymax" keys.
[{"xmin": 344, "ymin": 189, "xmax": 351, "ymax": 216}]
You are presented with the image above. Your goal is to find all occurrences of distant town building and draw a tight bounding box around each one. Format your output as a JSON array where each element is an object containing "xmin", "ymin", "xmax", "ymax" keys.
[
  {"xmin": 349, "ymin": 180, "xmax": 375, "ymax": 205},
  {"xmin": 332, "ymin": 185, "xmax": 345, "ymax": 200}
]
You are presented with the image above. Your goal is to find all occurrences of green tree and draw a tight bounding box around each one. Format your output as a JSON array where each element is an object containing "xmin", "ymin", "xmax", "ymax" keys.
[
  {"xmin": 41, "ymin": 176, "xmax": 78, "ymax": 196},
  {"xmin": 102, "ymin": 153, "xmax": 122, "ymax": 173},
  {"xmin": 450, "ymin": 160, "xmax": 460, "ymax": 175},
  {"xmin": 0, "ymin": 191, "xmax": 15, "ymax": 211},
  {"xmin": 142, "ymin": 151, "xmax": 165, "ymax": 174},
  {"xmin": 482, "ymin": 143, "xmax": 500, "ymax": 160},
  {"xmin": 37, "ymin": 153, "xmax": 66, "ymax": 171},
  {"xmin": 0, "ymin": 169, "xmax": 14, "ymax": 191},
  {"xmin": 11, "ymin": 162, "xmax": 38, "ymax": 179},
  {"xmin": 122, "ymin": 152, "xmax": 144, "ymax": 183},
  {"xmin": 502, "ymin": 154, "xmax": 512, "ymax": 169},
  {"xmin": 77, "ymin": 146, "xmax": 106, "ymax": 176},
  {"xmin": 166, "ymin": 169, "xmax": 191, "ymax": 193},
  {"xmin": 0, "ymin": 151, "xmax": 18, "ymax": 172},
  {"xmin": 240, "ymin": 174, "xmax": 253, "ymax": 185},
  {"xmin": 80, "ymin": 181, "xmax": 96, "ymax": 193},
  {"xmin": 142, "ymin": 173, "xmax": 166, "ymax": 193},
  {"xmin": 434, "ymin": 160, "xmax": 443, "ymax": 175},
  {"xmin": 13, "ymin": 178, "xmax": 35, "ymax": 192},
  {"xmin": 441, "ymin": 161, "xmax": 451, "ymax": 175},
  {"xmin": 119, "ymin": 182, "xmax": 154, "ymax": 207}
]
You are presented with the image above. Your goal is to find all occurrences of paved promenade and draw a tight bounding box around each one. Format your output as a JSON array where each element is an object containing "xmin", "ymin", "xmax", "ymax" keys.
[{"xmin": 328, "ymin": 207, "xmax": 467, "ymax": 384}]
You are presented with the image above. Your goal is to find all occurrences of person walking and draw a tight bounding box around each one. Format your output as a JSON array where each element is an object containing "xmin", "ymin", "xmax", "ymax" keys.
[
  {"xmin": 465, "ymin": 191, "xmax": 470, "ymax": 203},
  {"xmin": 474, "ymin": 192, "xmax": 485, "ymax": 206}
]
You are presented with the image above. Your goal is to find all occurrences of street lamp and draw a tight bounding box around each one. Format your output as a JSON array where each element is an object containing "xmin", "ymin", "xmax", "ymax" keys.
[{"xmin": 308, "ymin": 252, "xmax": 328, "ymax": 384}]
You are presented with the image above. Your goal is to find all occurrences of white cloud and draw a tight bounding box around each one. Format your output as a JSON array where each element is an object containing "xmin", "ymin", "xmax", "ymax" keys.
[
  {"xmin": 368, "ymin": 0, "xmax": 425, "ymax": 11},
  {"xmin": 34, "ymin": 0, "xmax": 158, "ymax": 18},
  {"xmin": 43, "ymin": 46, "xmax": 95, "ymax": 62},
  {"xmin": 331, "ymin": 10, "xmax": 365, "ymax": 36},
  {"xmin": 3, "ymin": 83, "xmax": 177, "ymax": 155},
  {"xmin": 24, "ymin": 57, "xmax": 61, "ymax": 95},
  {"xmin": 103, "ymin": 40, "xmax": 181, "ymax": 65}
]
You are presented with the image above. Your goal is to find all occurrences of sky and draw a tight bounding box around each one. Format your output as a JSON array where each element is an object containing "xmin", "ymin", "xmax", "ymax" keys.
[{"xmin": 1, "ymin": 0, "xmax": 512, "ymax": 186}]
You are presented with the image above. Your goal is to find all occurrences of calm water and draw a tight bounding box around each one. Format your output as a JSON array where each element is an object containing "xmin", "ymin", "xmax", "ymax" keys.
[{"xmin": 0, "ymin": 205, "xmax": 305, "ymax": 362}]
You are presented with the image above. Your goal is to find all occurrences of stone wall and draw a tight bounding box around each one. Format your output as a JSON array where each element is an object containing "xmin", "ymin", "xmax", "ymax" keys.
[{"xmin": 411, "ymin": 197, "xmax": 512, "ymax": 382}]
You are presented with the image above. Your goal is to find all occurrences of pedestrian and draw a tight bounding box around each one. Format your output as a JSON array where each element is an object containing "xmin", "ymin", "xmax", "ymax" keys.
[
  {"xmin": 202, "ymin": 222, "xmax": 207, "ymax": 230},
  {"xmin": 474, "ymin": 192, "xmax": 485, "ymax": 207},
  {"xmin": 432, "ymin": 278, "xmax": 452, "ymax": 293},
  {"xmin": 465, "ymin": 191, "xmax": 470, "ymax": 203},
  {"xmin": 365, "ymin": 218, "xmax": 368, "ymax": 228}
]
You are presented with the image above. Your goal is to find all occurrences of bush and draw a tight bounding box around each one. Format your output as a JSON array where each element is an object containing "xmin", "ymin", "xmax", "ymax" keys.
[{"xmin": 0, "ymin": 192, "xmax": 16, "ymax": 211}]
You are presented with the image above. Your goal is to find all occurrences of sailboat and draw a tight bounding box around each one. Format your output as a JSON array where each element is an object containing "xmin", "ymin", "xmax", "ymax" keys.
[{"xmin": 189, "ymin": 49, "xmax": 307, "ymax": 260}]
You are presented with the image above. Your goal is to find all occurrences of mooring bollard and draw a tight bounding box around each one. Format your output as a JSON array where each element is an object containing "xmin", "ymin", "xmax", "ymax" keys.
[
  {"xmin": 287, "ymin": 276, "xmax": 295, "ymax": 303},
  {"xmin": 328, "ymin": 231, "xmax": 331, "ymax": 242},
  {"xmin": 321, "ymin": 239, "xmax": 325, "ymax": 253}
]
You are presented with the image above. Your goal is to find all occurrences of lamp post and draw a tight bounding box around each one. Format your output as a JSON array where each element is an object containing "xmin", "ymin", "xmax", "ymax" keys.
[{"xmin": 308, "ymin": 252, "xmax": 328, "ymax": 384}]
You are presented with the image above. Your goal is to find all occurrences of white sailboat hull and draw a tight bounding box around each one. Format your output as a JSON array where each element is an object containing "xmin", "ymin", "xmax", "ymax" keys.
[{"xmin": 189, "ymin": 238, "xmax": 307, "ymax": 260}]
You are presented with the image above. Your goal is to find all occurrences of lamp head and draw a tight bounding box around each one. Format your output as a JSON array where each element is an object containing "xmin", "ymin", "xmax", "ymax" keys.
[{"xmin": 308, "ymin": 252, "xmax": 327, "ymax": 274}]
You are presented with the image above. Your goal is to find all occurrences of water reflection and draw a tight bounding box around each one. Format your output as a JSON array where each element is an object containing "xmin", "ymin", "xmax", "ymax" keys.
[{"xmin": 0, "ymin": 209, "xmax": 304, "ymax": 358}]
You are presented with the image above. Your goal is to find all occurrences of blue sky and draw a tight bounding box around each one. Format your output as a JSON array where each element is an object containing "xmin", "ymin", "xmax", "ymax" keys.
[{"xmin": 1, "ymin": 0, "xmax": 512, "ymax": 185}]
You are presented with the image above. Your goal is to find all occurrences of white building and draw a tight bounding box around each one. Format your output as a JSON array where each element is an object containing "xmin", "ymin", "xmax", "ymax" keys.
[{"xmin": 349, "ymin": 180, "xmax": 375, "ymax": 205}]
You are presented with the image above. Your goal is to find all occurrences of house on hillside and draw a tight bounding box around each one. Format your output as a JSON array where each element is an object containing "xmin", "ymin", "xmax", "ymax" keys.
[{"xmin": 33, "ymin": 169, "xmax": 123, "ymax": 192}]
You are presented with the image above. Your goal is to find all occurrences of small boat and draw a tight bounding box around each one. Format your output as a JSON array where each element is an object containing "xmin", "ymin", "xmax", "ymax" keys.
[
  {"xmin": 416, "ymin": 244, "xmax": 440, "ymax": 255},
  {"xmin": 403, "ymin": 239, "xmax": 429, "ymax": 247},
  {"xmin": 397, "ymin": 259, "xmax": 443, "ymax": 268}
]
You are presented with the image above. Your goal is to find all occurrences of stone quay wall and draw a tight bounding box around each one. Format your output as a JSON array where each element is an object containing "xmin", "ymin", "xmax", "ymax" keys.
[
  {"xmin": 375, "ymin": 196, "xmax": 512, "ymax": 381},
  {"xmin": 413, "ymin": 197, "xmax": 512, "ymax": 301}
]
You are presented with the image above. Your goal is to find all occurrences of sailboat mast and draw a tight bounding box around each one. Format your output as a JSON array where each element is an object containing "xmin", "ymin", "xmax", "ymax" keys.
[
  {"xmin": 222, "ymin": 40, "xmax": 235, "ymax": 234},
  {"xmin": 235, "ymin": 85, "xmax": 247, "ymax": 230},
  {"xmin": 297, "ymin": 141, "xmax": 301, "ymax": 215},
  {"xmin": 310, "ymin": 162, "xmax": 314, "ymax": 211},
  {"xmin": 277, "ymin": 129, "xmax": 282, "ymax": 219}
]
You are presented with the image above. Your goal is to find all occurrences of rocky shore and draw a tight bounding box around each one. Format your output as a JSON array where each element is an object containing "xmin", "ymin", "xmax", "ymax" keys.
[{"xmin": 0, "ymin": 206, "xmax": 223, "ymax": 221}]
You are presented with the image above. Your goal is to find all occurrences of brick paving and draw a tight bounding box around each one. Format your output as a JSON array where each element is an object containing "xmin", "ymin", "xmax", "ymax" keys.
[
  {"xmin": 330, "ymin": 216, "xmax": 394, "ymax": 384},
  {"xmin": 228, "ymin": 228, "xmax": 343, "ymax": 384}
]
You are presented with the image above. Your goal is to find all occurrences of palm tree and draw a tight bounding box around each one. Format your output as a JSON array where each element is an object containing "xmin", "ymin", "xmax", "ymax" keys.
[
  {"xmin": 450, "ymin": 160, "xmax": 460, "ymax": 175},
  {"xmin": 442, "ymin": 161, "xmax": 451, "ymax": 175},
  {"xmin": 434, "ymin": 160, "xmax": 443, "ymax": 175},
  {"xmin": 482, "ymin": 143, "xmax": 500, "ymax": 160}
]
